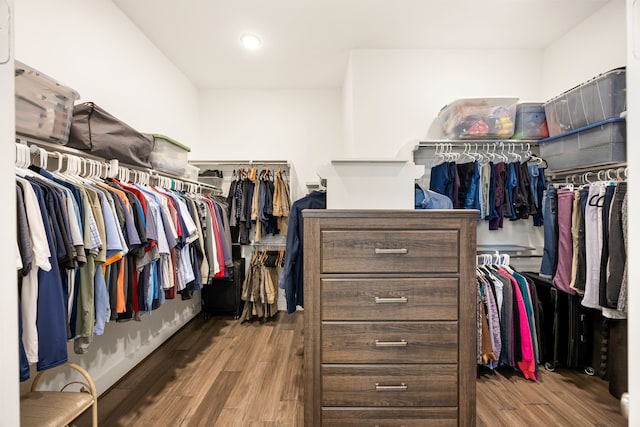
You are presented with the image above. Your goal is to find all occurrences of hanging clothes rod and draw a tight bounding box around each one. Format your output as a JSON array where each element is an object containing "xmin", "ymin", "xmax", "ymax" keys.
[
  {"xmin": 417, "ymin": 140, "xmax": 539, "ymax": 148},
  {"xmin": 477, "ymin": 244, "xmax": 536, "ymax": 254},
  {"xmin": 546, "ymin": 162, "xmax": 627, "ymax": 180},
  {"xmin": 18, "ymin": 135, "xmax": 112, "ymax": 164},
  {"xmin": 17, "ymin": 137, "xmax": 223, "ymax": 194}
]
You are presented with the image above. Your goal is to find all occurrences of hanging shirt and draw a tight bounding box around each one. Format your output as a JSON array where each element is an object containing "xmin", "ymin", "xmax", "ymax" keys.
[
  {"xmin": 25, "ymin": 180, "xmax": 69, "ymax": 370},
  {"xmin": 582, "ymin": 183, "xmax": 605, "ymax": 310},
  {"xmin": 553, "ymin": 188, "xmax": 576, "ymax": 295},
  {"xmin": 501, "ymin": 268, "xmax": 536, "ymax": 381},
  {"xmin": 282, "ymin": 190, "xmax": 327, "ymax": 313},
  {"xmin": 16, "ymin": 184, "xmax": 33, "ymax": 277},
  {"xmin": 16, "ymin": 176, "xmax": 52, "ymax": 364},
  {"xmin": 505, "ymin": 162, "xmax": 518, "ymax": 220}
]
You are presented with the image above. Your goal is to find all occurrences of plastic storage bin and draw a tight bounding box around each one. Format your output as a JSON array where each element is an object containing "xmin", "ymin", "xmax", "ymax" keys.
[
  {"xmin": 538, "ymin": 118, "xmax": 626, "ymax": 171},
  {"xmin": 543, "ymin": 67, "xmax": 626, "ymax": 137},
  {"xmin": 15, "ymin": 61, "xmax": 80, "ymax": 143},
  {"xmin": 199, "ymin": 176, "xmax": 223, "ymax": 188},
  {"xmin": 149, "ymin": 134, "xmax": 191, "ymax": 175},
  {"xmin": 512, "ymin": 103, "xmax": 549, "ymax": 140},
  {"xmin": 438, "ymin": 97, "xmax": 518, "ymax": 139},
  {"xmin": 183, "ymin": 164, "xmax": 199, "ymax": 181}
]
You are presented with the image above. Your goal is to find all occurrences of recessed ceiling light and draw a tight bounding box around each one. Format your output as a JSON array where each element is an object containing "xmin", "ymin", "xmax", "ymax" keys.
[{"xmin": 240, "ymin": 33, "xmax": 262, "ymax": 50}]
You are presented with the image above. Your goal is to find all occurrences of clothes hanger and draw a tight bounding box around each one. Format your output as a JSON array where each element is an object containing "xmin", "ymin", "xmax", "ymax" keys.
[
  {"xmin": 56, "ymin": 153, "xmax": 83, "ymax": 184},
  {"xmin": 431, "ymin": 143, "xmax": 442, "ymax": 166},
  {"xmin": 524, "ymin": 143, "xmax": 533, "ymax": 161},
  {"xmin": 15, "ymin": 143, "xmax": 33, "ymax": 174},
  {"xmin": 497, "ymin": 142, "xmax": 509, "ymax": 162},
  {"xmin": 468, "ymin": 143, "xmax": 481, "ymax": 161},
  {"xmin": 450, "ymin": 143, "xmax": 460, "ymax": 161},
  {"xmin": 500, "ymin": 253, "xmax": 514, "ymax": 274}
]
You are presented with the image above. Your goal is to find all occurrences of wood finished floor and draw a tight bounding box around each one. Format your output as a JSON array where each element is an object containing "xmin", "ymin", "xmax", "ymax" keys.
[{"xmin": 74, "ymin": 311, "xmax": 626, "ymax": 426}]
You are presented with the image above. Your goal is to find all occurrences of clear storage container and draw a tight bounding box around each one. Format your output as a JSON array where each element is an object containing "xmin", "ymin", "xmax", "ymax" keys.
[
  {"xmin": 438, "ymin": 97, "xmax": 518, "ymax": 139},
  {"xmin": 512, "ymin": 103, "xmax": 549, "ymax": 140},
  {"xmin": 183, "ymin": 164, "xmax": 199, "ymax": 181},
  {"xmin": 15, "ymin": 61, "xmax": 80, "ymax": 143},
  {"xmin": 149, "ymin": 134, "xmax": 191, "ymax": 175},
  {"xmin": 198, "ymin": 176, "xmax": 223, "ymax": 188},
  {"xmin": 543, "ymin": 68, "xmax": 626, "ymax": 137},
  {"xmin": 538, "ymin": 118, "xmax": 625, "ymax": 171}
]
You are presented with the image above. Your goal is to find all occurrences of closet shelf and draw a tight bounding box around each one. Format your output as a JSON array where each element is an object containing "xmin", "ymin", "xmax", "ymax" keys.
[
  {"xmin": 418, "ymin": 139, "xmax": 538, "ymax": 147},
  {"xmin": 190, "ymin": 160, "xmax": 290, "ymax": 167}
]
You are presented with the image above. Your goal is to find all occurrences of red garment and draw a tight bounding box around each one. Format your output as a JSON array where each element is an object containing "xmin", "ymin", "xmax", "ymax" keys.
[
  {"xmin": 202, "ymin": 197, "xmax": 225, "ymax": 278},
  {"xmin": 164, "ymin": 250, "xmax": 178, "ymax": 299},
  {"xmin": 115, "ymin": 180, "xmax": 157, "ymax": 252}
]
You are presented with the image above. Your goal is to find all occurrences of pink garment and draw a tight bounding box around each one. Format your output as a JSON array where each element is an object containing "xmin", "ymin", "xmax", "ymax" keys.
[
  {"xmin": 553, "ymin": 188, "xmax": 577, "ymax": 294},
  {"xmin": 500, "ymin": 268, "xmax": 537, "ymax": 381},
  {"xmin": 202, "ymin": 197, "xmax": 225, "ymax": 278}
]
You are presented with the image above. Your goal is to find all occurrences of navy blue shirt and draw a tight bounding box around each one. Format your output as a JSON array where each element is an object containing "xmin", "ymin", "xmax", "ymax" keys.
[{"xmin": 283, "ymin": 191, "xmax": 326, "ymax": 313}]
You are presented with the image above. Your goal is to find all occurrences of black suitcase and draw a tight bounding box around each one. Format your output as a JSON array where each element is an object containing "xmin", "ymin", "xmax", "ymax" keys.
[
  {"xmin": 522, "ymin": 272, "xmax": 596, "ymax": 375},
  {"xmin": 201, "ymin": 258, "xmax": 245, "ymax": 320}
]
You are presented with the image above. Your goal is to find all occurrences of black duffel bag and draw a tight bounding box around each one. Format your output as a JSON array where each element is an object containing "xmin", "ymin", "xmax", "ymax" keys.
[{"xmin": 67, "ymin": 102, "xmax": 154, "ymax": 168}]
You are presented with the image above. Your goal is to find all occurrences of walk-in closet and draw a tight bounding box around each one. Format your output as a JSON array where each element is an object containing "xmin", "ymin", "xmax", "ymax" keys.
[{"xmin": 3, "ymin": 0, "xmax": 639, "ymax": 426}]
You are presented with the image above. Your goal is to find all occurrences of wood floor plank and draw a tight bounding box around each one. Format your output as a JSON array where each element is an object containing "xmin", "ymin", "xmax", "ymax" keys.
[
  {"xmin": 252, "ymin": 331, "xmax": 294, "ymax": 421},
  {"xmin": 188, "ymin": 370, "xmax": 241, "ymax": 427},
  {"xmin": 477, "ymin": 367, "xmax": 626, "ymax": 427},
  {"xmin": 177, "ymin": 336, "xmax": 235, "ymax": 398},
  {"xmin": 279, "ymin": 320, "xmax": 304, "ymax": 403},
  {"xmin": 223, "ymin": 331, "xmax": 274, "ymax": 410},
  {"xmin": 72, "ymin": 311, "xmax": 627, "ymax": 427},
  {"xmin": 213, "ymin": 408, "xmax": 244, "ymax": 427}
]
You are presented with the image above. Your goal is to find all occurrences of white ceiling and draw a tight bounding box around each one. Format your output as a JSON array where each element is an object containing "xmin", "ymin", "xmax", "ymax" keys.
[{"xmin": 112, "ymin": 0, "xmax": 611, "ymax": 90}]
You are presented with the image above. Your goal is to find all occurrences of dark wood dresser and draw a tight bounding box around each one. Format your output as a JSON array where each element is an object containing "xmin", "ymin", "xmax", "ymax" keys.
[{"xmin": 303, "ymin": 210, "xmax": 477, "ymax": 426}]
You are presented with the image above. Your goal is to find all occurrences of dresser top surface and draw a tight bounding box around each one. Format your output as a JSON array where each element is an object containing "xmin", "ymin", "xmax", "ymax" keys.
[{"xmin": 302, "ymin": 209, "xmax": 479, "ymax": 219}]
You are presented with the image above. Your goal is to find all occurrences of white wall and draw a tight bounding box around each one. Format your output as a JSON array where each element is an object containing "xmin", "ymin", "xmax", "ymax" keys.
[
  {"xmin": 346, "ymin": 49, "xmax": 544, "ymax": 157},
  {"xmin": 342, "ymin": 55, "xmax": 354, "ymax": 156},
  {"xmin": 542, "ymin": 0, "xmax": 626, "ymax": 100},
  {"xmin": 0, "ymin": 0, "xmax": 18, "ymax": 424},
  {"xmin": 14, "ymin": 0, "xmax": 202, "ymax": 396},
  {"xmin": 338, "ymin": 48, "xmax": 545, "ymax": 245},
  {"xmin": 543, "ymin": 0, "xmax": 631, "ymax": 419},
  {"xmin": 626, "ymin": 0, "xmax": 637, "ymax": 422},
  {"xmin": 14, "ymin": 0, "xmax": 200, "ymax": 147},
  {"xmin": 197, "ymin": 89, "xmax": 344, "ymax": 200}
]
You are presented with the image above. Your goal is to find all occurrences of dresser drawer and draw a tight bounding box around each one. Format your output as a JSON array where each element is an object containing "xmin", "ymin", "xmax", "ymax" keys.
[
  {"xmin": 321, "ymin": 230, "xmax": 459, "ymax": 274},
  {"xmin": 321, "ymin": 407, "xmax": 458, "ymax": 427},
  {"xmin": 321, "ymin": 322, "xmax": 458, "ymax": 364},
  {"xmin": 321, "ymin": 278, "xmax": 459, "ymax": 321},
  {"xmin": 321, "ymin": 364, "xmax": 458, "ymax": 407}
]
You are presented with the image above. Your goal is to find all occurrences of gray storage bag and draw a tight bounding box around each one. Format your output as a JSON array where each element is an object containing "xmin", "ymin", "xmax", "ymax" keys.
[{"xmin": 67, "ymin": 102, "xmax": 154, "ymax": 168}]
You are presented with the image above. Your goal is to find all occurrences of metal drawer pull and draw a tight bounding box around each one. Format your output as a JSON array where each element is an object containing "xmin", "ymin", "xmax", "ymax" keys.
[
  {"xmin": 375, "ymin": 296, "xmax": 408, "ymax": 304},
  {"xmin": 375, "ymin": 383, "xmax": 408, "ymax": 392},
  {"xmin": 375, "ymin": 339, "xmax": 407, "ymax": 348},
  {"xmin": 374, "ymin": 248, "xmax": 408, "ymax": 255}
]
